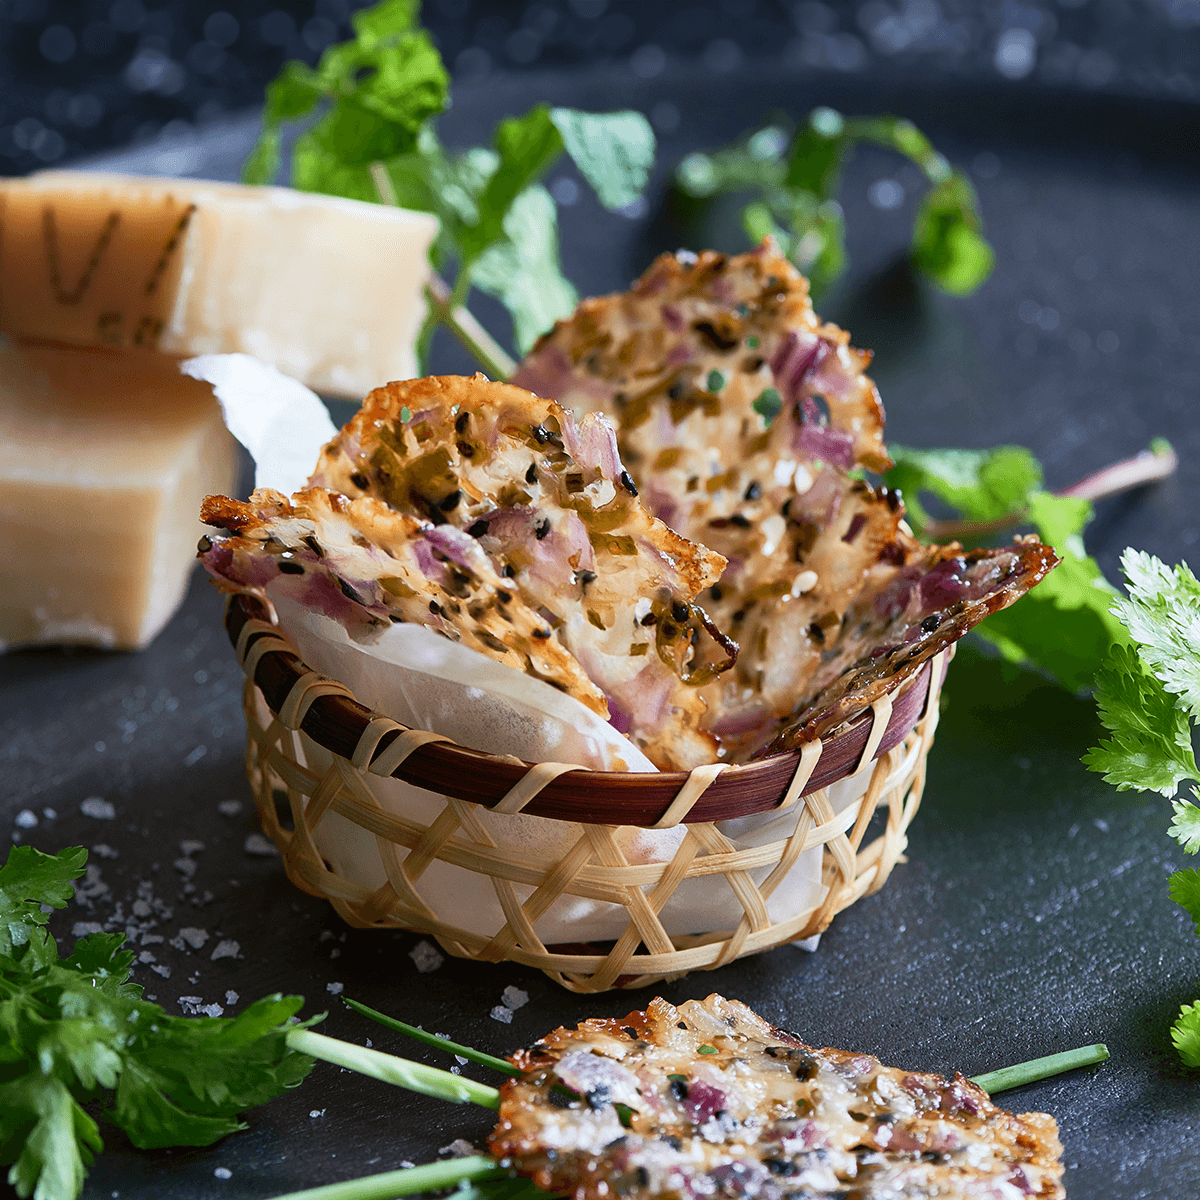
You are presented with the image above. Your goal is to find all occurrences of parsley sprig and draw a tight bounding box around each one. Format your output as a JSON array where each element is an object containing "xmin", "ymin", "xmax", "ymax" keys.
[
  {"xmin": 674, "ymin": 107, "xmax": 993, "ymax": 297},
  {"xmin": 1084, "ymin": 550, "xmax": 1200, "ymax": 1065},
  {"xmin": 0, "ymin": 846, "xmax": 317, "ymax": 1200},
  {"xmin": 243, "ymin": 0, "xmax": 654, "ymax": 365}
]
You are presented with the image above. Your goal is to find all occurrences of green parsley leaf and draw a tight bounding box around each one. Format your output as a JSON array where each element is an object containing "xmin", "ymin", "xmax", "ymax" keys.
[
  {"xmin": 351, "ymin": 0, "xmax": 419, "ymax": 46},
  {"xmin": 1083, "ymin": 644, "xmax": 1199, "ymax": 796},
  {"xmin": 1168, "ymin": 869, "xmax": 1200, "ymax": 934},
  {"xmin": 1171, "ymin": 1001, "xmax": 1200, "ymax": 1068},
  {"xmin": 1169, "ymin": 801, "xmax": 1200, "ymax": 855},
  {"xmin": 706, "ymin": 370, "xmax": 726, "ymax": 393},
  {"xmin": 0, "ymin": 847, "xmax": 317, "ymax": 1199},
  {"xmin": 1113, "ymin": 549, "xmax": 1200, "ymax": 717}
]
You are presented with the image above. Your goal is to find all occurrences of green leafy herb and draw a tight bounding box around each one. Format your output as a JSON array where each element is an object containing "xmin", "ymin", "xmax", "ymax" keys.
[
  {"xmin": 885, "ymin": 444, "xmax": 1125, "ymax": 693},
  {"xmin": 0, "ymin": 846, "xmax": 316, "ymax": 1200},
  {"xmin": 1084, "ymin": 549, "xmax": 1200, "ymax": 1066},
  {"xmin": 244, "ymin": 0, "xmax": 654, "ymax": 362},
  {"xmin": 674, "ymin": 108, "xmax": 992, "ymax": 297}
]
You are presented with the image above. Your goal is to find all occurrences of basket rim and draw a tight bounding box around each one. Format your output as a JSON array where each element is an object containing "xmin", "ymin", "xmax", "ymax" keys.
[{"xmin": 226, "ymin": 591, "xmax": 944, "ymax": 827}]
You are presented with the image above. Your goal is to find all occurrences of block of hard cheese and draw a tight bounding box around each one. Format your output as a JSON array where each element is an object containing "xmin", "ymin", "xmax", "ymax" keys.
[
  {"xmin": 0, "ymin": 172, "xmax": 439, "ymax": 398},
  {"xmin": 0, "ymin": 338, "xmax": 237, "ymax": 651}
]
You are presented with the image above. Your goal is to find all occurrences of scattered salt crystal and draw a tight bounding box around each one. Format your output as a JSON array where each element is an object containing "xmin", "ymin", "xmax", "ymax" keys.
[
  {"xmin": 490, "ymin": 1005, "xmax": 514, "ymax": 1024},
  {"xmin": 214, "ymin": 1167, "xmax": 232, "ymax": 1179},
  {"xmin": 72, "ymin": 922, "xmax": 104, "ymax": 937},
  {"xmin": 310, "ymin": 1109, "xmax": 326, "ymax": 1118},
  {"xmin": 173, "ymin": 858, "xmax": 197, "ymax": 878},
  {"xmin": 183, "ymin": 745, "xmax": 207, "ymax": 767},
  {"xmin": 217, "ymin": 799, "xmax": 243, "ymax": 816},
  {"xmin": 326, "ymin": 982, "xmax": 344, "ymax": 995},
  {"xmin": 42, "ymin": 808, "xmax": 56, "ymax": 820},
  {"xmin": 178, "ymin": 996, "xmax": 204, "ymax": 1014},
  {"xmin": 501, "ymin": 986, "xmax": 529, "ymax": 1011},
  {"xmin": 91, "ymin": 844, "xmax": 119, "ymax": 859},
  {"xmin": 131, "ymin": 899, "xmax": 152, "ymax": 917},
  {"xmin": 141, "ymin": 933, "xmax": 164, "ymax": 945},
  {"xmin": 439, "ymin": 1140, "xmax": 477, "ymax": 1158},
  {"xmin": 409, "ymin": 939, "xmax": 443, "ymax": 973},
  {"xmin": 365, "ymin": 1038, "xmax": 373, "ymax": 1048},
  {"xmin": 244, "ymin": 833, "xmax": 279, "ymax": 857},
  {"xmin": 178, "ymin": 927, "xmax": 209, "ymax": 950},
  {"xmin": 225, "ymin": 990, "xmax": 239, "ymax": 1005},
  {"xmin": 151, "ymin": 964, "xmax": 172, "ymax": 978},
  {"xmin": 179, "ymin": 840, "xmax": 205, "ymax": 856},
  {"xmin": 319, "ymin": 930, "xmax": 335, "ymax": 942},
  {"xmin": 80, "ymin": 797, "xmax": 115, "ymax": 820},
  {"xmin": 400, "ymin": 1160, "xmax": 414, "ymax": 1169},
  {"xmin": 201, "ymin": 1003, "xmax": 224, "ymax": 1018},
  {"xmin": 138, "ymin": 951, "xmax": 157, "ymax": 963},
  {"xmin": 15, "ymin": 809, "xmax": 38, "ymax": 828},
  {"xmin": 210, "ymin": 939, "xmax": 240, "ymax": 961},
  {"xmin": 455, "ymin": 1055, "xmax": 468, "ymax": 1065}
]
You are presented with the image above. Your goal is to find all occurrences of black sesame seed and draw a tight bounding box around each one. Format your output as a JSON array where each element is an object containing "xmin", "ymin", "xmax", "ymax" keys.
[
  {"xmin": 456, "ymin": 441, "xmax": 474, "ymax": 458},
  {"xmin": 503, "ymin": 564, "xmax": 516, "ymax": 578},
  {"xmin": 744, "ymin": 481, "xmax": 762, "ymax": 501},
  {"xmin": 668, "ymin": 381, "xmax": 685, "ymax": 400},
  {"xmin": 577, "ymin": 570, "xmax": 597, "ymax": 586},
  {"xmin": 303, "ymin": 534, "xmax": 324, "ymax": 558},
  {"xmin": 338, "ymin": 578, "xmax": 362, "ymax": 603},
  {"xmin": 670, "ymin": 1078, "xmax": 688, "ymax": 1101},
  {"xmin": 663, "ymin": 1136, "xmax": 683, "ymax": 1150},
  {"xmin": 532, "ymin": 424, "xmax": 549, "ymax": 444},
  {"xmin": 350, "ymin": 471, "xmax": 369, "ymax": 490},
  {"xmin": 640, "ymin": 611, "xmax": 658, "ymax": 626},
  {"xmin": 532, "ymin": 628, "xmax": 551, "ymax": 639},
  {"xmin": 672, "ymin": 601, "xmax": 690, "ymax": 622},
  {"xmin": 439, "ymin": 490, "xmax": 462, "ymax": 511},
  {"xmin": 621, "ymin": 1026, "xmax": 638, "ymax": 1038},
  {"xmin": 535, "ymin": 518, "xmax": 551, "ymax": 540},
  {"xmin": 730, "ymin": 513, "xmax": 751, "ymax": 528},
  {"xmin": 497, "ymin": 589, "xmax": 512, "ymax": 603},
  {"xmin": 525, "ymin": 462, "xmax": 538, "ymax": 483},
  {"xmin": 196, "ymin": 535, "xmax": 213, "ymax": 553},
  {"xmin": 429, "ymin": 600, "xmax": 443, "ymax": 615},
  {"xmin": 619, "ymin": 469, "xmax": 638, "ymax": 496},
  {"xmin": 455, "ymin": 410, "xmax": 470, "ymax": 433},
  {"xmin": 635, "ymin": 1168, "xmax": 650, "ymax": 1186},
  {"xmin": 277, "ymin": 560, "xmax": 304, "ymax": 575},
  {"xmin": 710, "ymin": 585, "xmax": 723, "ymax": 601},
  {"xmin": 467, "ymin": 519, "xmax": 490, "ymax": 538},
  {"xmin": 782, "ymin": 498, "xmax": 793, "ymax": 518}
]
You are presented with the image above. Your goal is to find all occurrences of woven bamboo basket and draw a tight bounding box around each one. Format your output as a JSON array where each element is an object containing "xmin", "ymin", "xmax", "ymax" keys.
[{"xmin": 227, "ymin": 591, "xmax": 949, "ymax": 992}]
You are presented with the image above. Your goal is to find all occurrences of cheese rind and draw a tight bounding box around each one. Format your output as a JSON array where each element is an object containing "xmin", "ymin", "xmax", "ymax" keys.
[
  {"xmin": 0, "ymin": 173, "xmax": 439, "ymax": 397},
  {"xmin": 0, "ymin": 339, "xmax": 237, "ymax": 651}
]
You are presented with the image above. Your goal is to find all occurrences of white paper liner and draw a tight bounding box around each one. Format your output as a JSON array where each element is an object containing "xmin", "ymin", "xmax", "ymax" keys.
[{"xmin": 196, "ymin": 352, "xmax": 901, "ymax": 946}]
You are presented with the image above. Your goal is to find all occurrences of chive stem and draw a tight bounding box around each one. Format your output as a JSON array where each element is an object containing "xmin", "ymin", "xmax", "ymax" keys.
[
  {"xmin": 268, "ymin": 1155, "xmax": 502, "ymax": 1200},
  {"xmin": 971, "ymin": 1043, "xmax": 1109, "ymax": 1095},
  {"xmin": 286, "ymin": 1029, "xmax": 500, "ymax": 1109},
  {"xmin": 343, "ymin": 997, "xmax": 519, "ymax": 1076}
]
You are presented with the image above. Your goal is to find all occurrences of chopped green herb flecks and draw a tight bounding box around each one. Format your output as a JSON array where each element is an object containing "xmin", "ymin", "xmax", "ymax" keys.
[
  {"xmin": 746, "ymin": 335, "xmax": 760, "ymax": 348},
  {"xmin": 753, "ymin": 387, "xmax": 782, "ymax": 424},
  {"xmin": 706, "ymin": 369, "xmax": 726, "ymax": 393}
]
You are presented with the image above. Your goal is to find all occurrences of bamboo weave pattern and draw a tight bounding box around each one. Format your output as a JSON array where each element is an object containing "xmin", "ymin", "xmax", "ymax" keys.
[{"xmin": 234, "ymin": 615, "xmax": 947, "ymax": 992}]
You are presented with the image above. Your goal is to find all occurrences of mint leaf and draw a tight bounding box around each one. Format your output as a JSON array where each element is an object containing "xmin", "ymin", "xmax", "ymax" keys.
[
  {"xmin": 1083, "ymin": 644, "xmax": 1199, "ymax": 796},
  {"xmin": 1113, "ymin": 549, "xmax": 1200, "ymax": 717},
  {"xmin": 550, "ymin": 108, "xmax": 655, "ymax": 211},
  {"xmin": 1171, "ymin": 1000, "xmax": 1200, "ymax": 1068},
  {"xmin": 1170, "ymin": 800, "xmax": 1200, "ymax": 855},
  {"xmin": 472, "ymin": 186, "xmax": 578, "ymax": 353}
]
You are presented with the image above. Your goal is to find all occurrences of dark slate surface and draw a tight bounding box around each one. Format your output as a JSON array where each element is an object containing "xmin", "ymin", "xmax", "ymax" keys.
[{"xmin": 3, "ymin": 66, "xmax": 1199, "ymax": 1199}]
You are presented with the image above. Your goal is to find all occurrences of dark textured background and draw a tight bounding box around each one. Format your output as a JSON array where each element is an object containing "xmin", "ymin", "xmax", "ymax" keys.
[{"xmin": 3, "ymin": 2, "xmax": 1200, "ymax": 1198}]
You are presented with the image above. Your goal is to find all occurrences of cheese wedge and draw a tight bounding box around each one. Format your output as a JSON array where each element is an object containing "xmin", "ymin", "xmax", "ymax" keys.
[
  {"xmin": 0, "ymin": 338, "xmax": 237, "ymax": 651},
  {"xmin": 0, "ymin": 173, "xmax": 438, "ymax": 397}
]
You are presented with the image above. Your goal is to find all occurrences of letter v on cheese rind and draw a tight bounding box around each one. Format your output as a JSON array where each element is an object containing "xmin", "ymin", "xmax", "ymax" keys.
[{"xmin": 0, "ymin": 172, "xmax": 438, "ymax": 398}]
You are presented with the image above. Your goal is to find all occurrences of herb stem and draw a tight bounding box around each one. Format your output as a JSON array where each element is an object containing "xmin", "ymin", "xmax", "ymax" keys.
[
  {"xmin": 285, "ymin": 1029, "xmax": 501, "ymax": 1108},
  {"xmin": 922, "ymin": 442, "xmax": 1177, "ymax": 541},
  {"xmin": 368, "ymin": 159, "xmax": 517, "ymax": 380},
  {"xmin": 268, "ymin": 1155, "xmax": 502, "ymax": 1200},
  {"xmin": 424, "ymin": 273, "xmax": 518, "ymax": 381},
  {"xmin": 971, "ymin": 1043, "xmax": 1109, "ymax": 1094},
  {"xmin": 343, "ymin": 997, "xmax": 519, "ymax": 1076}
]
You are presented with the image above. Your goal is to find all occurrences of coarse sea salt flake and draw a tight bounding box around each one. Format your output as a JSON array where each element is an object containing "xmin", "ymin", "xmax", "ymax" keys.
[
  {"xmin": 178, "ymin": 927, "xmax": 209, "ymax": 950},
  {"xmin": 211, "ymin": 939, "xmax": 240, "ymax": 961},
  {"xmin": 81, "ymin": 796, "xmax": 115, "ymax": 820},
  {"xmin": 502, "ymin": 985, "xmax": 529, "ymax": 1010},
  {"xmin": 244, "ymin": 833, "xmax": 279, "ymax": 857},
  {"xmin": 327, "ymin": 981, "xmax": 345, "ymax": 995},
  {"xmin": 490, "ymin": 1005, "xmax": 514, "ymax": 1024},
  {"xmin": 214, "ymin": 1167, "xmax": 232, "ymax": 1180},
  {"xmin": 15, "ymin": 809, "xmax": 37, "ymax": 828},
  {"xmin": 410, "ymin": 939, "xmax": 444, "ymax": 973}
]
